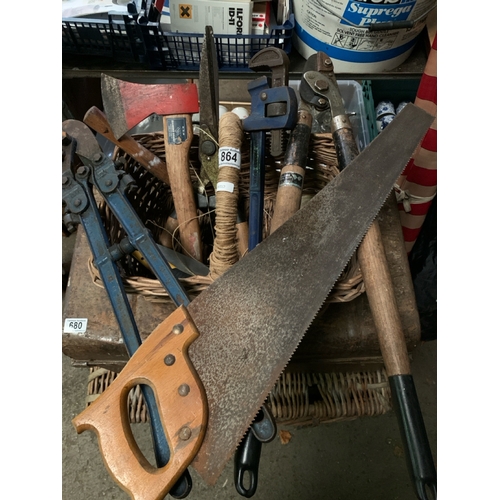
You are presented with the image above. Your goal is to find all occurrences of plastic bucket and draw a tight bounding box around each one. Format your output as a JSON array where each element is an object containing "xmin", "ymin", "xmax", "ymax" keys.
[{"xmin": 292, "ymin": 0, "xmax": 435, "ymax": 72}]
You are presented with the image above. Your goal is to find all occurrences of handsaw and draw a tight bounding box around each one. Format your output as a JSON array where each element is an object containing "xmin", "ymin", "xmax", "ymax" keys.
[{"xmin": 72, "ymin": 104, "xmax": 434, "ymax": 500}]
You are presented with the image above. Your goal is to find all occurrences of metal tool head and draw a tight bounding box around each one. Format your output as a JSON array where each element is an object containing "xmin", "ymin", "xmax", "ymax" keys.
[
  {"xmin": 299, "ymin": 52, "xmax": 349, "ymax": 134},
  {"xmin": 243, "ymin": 76, "xmax": 298, "ymax": 132},
  {"xmin": 198, "ymin": 25, "xmax": 219, "ymax": 188},
  {"xmin": 248, "ymin": 47, "xmax": 289, "ymax": 88},
  {"xmin": 248, "ymin": 47, "xmax": 291, "ymax": 156},
  {"xmin": 101, "ymin": 74, "xmax": 199, "ymax": 139},
  {"xmin": 62, "ymin": 119, "xmax": 101, "ymax": 161}
]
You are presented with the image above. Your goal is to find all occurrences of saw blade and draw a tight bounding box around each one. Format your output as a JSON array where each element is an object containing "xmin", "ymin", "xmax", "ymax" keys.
[{"xmin": 184, "ymin": 103, "xmax": 434, "ymax": 484}]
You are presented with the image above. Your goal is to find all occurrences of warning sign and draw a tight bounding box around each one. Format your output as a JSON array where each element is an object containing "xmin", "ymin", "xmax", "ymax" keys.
[
  {"xmin": 332, "ymin": 31, "xmax": 397, "ymax": 51},
  {"xmin": 178, "ymin": 4, "xmax": 192, "ymax": 19}
]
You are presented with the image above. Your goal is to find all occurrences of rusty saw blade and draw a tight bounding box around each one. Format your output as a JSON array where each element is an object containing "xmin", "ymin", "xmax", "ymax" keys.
[{"xmin": 186, "ymin": 103, "xmax": 434, "ymax": 483}]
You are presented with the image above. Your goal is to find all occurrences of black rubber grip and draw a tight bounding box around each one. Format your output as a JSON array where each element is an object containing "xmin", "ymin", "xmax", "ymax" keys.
[
  {"xmin": 333, "ymin": 127, "xmax": 359, "ymax": 171},
  {"xmin": 234, "ymin": 430, "xmax": 262, "ymax": 497},
  {"xmin": 389, "ymin": 375, "xmax": 437, "ymax": 500}
]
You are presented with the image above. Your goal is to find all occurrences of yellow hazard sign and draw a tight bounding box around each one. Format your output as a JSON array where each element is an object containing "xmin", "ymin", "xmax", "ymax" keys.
[{"xmin": 179, "ymin": 4, "xmax": 192, "ymax": 18}]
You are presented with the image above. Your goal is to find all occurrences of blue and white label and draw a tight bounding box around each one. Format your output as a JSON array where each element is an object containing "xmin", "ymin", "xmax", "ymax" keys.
[
  {"xmin": 293, "ymin": 0, "xmax": 433, "ymax": 67},
  {"xmin": 167, "ymin": 117, "xmax": 188, "ymax": 145},
  {"xmin": 342, "ymin": 0, "xmax": 416, "ymax": 28}
]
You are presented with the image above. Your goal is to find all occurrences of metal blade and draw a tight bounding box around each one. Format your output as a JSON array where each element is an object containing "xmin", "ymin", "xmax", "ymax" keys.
[
  {"xmin": 101, "ymin": 74, "xmax": 199, "ymax": 139},
  {"xmin": 198, "ymin": 26, "xmax": 219, "ymax": 187},
  {"xmin": 186, "ymin": 103, "xmax": 435, "ymax": 484}
]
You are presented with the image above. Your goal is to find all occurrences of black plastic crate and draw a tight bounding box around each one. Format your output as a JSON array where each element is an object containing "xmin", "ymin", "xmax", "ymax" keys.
[
  {"xmin": 62, "ymin": 15, "xmax": 144, "ymax": 63},
  {"xmin": 137, "ymin": 13, "xmax": 295, "ymax": 71}
]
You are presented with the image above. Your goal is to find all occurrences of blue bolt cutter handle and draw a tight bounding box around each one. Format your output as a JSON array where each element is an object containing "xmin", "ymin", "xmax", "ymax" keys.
[{"xmin": 62, "ymin": 121, "xmax": 192, "ymax": 499}]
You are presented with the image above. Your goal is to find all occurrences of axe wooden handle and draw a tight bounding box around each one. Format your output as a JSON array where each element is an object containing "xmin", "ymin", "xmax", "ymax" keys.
[
  {"xmin": 83, "ymin": 106, "xmax": 170, "ymax": 186},
  {"xmin": 163, "ymin": 114, "xmax": 203, "ymax": 262},
  {"xmin": 72, "ymin": 306, "xmax": 207, "ymax": 500}
]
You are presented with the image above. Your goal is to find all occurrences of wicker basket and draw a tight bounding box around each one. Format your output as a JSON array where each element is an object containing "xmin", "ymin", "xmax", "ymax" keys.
[
  {"xmin": 84, "ymin": 128, "xmax": 394, "ymax": 426},
  {"xmin": 89, "ymin": 130, "xmax": 365, "ymax": 303},
  {"xmin": 86, "ymin": 365, "xmax": 391, "ymax": 426}
]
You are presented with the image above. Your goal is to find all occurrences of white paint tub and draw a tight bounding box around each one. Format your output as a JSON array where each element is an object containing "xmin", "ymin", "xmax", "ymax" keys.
[{"xmin": 292, "ymin": 0, "xmax": 435, "ymax": 73}]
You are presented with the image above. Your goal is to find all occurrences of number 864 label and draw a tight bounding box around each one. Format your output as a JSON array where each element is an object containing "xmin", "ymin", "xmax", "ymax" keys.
[{"xmin": 218, "ymin": 147, "xmax": 241, "ymax": 169}]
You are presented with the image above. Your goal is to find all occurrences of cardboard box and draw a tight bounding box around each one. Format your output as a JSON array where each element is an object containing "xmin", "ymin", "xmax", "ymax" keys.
[
  {"xmin": 251, "ymin": 1, "xmax": 270, "ymax": 34},
  {"xmin": 169, "ymin": 0, "xmax": 253, "ymax": 34}
]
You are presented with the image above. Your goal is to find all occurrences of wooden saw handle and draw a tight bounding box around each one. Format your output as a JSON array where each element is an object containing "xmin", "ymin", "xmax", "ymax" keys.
[
  {"xmin": 163, "ymin": 115, "xmax": 203, "ymax": 262},
  {"xmin": 72, "ymin": 306, "xmax": 207, "ymax": 500},
  {"xmin": 83, "ymin": 106, "xmax": 170, "ymax": 186}
]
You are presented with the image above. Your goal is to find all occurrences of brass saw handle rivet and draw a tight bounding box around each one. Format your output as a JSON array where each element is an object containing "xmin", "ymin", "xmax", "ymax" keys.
[
  {"xmin": 164, "ymin": 354, "xmax": 176, "ymax": 366},
  {"xmin": 178, "ymin": 384, "xmax": 190, "ymax": 397},
  {"xmin": 172, "ymin": 324, "xmax": 184, "ymax": 335},
  {"xmin": 179, "ymin": 426, "xmax": 192, "ymax": 441}
]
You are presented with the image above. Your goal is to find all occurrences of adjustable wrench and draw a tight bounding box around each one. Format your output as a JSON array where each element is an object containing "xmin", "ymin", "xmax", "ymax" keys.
[
  {"xmin": 243, "ymin": 76, "xmax": 297, "ymax": 249},
  {"xmin": 234, "ymin": 75, "xmax": 297, "ymax": 497},
  {"xmin": 248, "ymin": 47, "xmax": 290, "ymax": 157}
]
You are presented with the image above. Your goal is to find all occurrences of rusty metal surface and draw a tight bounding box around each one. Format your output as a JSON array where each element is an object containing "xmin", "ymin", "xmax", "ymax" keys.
[
  {"xmin": 186, "ymin": 104, "xmax": 434, "ymax": 484},
  {"xmin": 290, "ymin": 193, "xmax": 420, "ymax": 373},
  {"xmin": 62, "ymin": 228, "xmax": 177, "ymax": 364}
]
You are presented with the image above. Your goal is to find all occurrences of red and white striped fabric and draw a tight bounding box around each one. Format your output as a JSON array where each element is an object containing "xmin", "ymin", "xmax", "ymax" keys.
[{"xmin": 395, "ymin": 35, "xmax": 437, "ymax": 254}]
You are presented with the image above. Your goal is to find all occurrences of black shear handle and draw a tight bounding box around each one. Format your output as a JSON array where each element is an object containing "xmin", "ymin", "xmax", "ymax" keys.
[
  {"xmin": 390, "ymin": 375, "xmax": 437, "ymax": 500},
  {"xmin": 234, "ymin": 430, "xmax": 262, "ymax": 498}
]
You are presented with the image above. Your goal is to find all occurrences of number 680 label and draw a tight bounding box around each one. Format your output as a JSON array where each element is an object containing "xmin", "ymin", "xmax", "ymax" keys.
[{"xmin": 64, "ymin": 318, "xmax": 88, "ymax": 333}]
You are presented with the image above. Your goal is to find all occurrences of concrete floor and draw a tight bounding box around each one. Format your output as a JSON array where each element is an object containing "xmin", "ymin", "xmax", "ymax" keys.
[{"xmin": 62, "ymin": 231, "xmax": 437, "ymax": 500}]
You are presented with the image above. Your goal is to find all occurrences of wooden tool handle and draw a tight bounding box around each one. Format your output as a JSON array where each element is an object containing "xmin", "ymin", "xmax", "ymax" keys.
[
  {"xmin": 236, "ymin": 210, "xmax": 249, "ymax": 259},
  {"xmin": 72, "ymin": 306, "xmax": 207, "ymax": 500},
  {"xmin": 163, "ymin": 115, "xmax": 202, "ymax": 262},
  {"xmin": 159, "ymin": 211, "xmax": 179, "ymax": 249},
  {"xmin": 83, "ymin": 106, "xmax": 170, "ymax": 186},
  {"xmin": 333, "ymin": 122, "xmax": 411, "ymax": 375},
  {"xmin": 357, "ymin": 219, "xmax": 411, "ymax": 376},
  {"xmin": 270, "ymin": 109, "xmax": 312, "ymax": 234}
]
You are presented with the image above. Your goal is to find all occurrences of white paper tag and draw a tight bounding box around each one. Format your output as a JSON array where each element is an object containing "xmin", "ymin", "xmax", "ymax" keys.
[
  {"xmin": 216, "ymin": 181, "xmax": 235, "ymax": 193},
  {"xmin": 64, "ymin": 318, "xmax": 88, "ymax": 333},
  {"xmin": 218, "ymin": 147, "xmax": 241, "ymax": 169}
]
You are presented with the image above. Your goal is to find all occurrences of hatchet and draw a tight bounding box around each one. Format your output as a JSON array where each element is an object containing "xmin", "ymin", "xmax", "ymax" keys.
[{"xmin": 101, "ymin": 75, "xmax": 203, "ymax": 262}]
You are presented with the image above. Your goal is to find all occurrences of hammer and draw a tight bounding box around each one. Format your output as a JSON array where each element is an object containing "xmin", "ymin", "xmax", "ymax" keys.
[{"xmin": 101, "ymin": 75, "xmax": 203, "ymax": 262}]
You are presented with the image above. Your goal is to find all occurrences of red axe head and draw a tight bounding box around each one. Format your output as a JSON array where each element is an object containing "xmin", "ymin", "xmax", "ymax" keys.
[{"xmin": 101, "ymin": 74, "xmax": 199, "ymax": 139}]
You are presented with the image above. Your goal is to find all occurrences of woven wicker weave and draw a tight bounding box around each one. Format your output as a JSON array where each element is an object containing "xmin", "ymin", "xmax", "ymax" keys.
[
  {"xmin": 88, "ymin": 131, "xmax": 365, "ymax": 303},
  {"xmin": 86, "ymin": 366, "xmax": 391, "ymax": 426}
]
